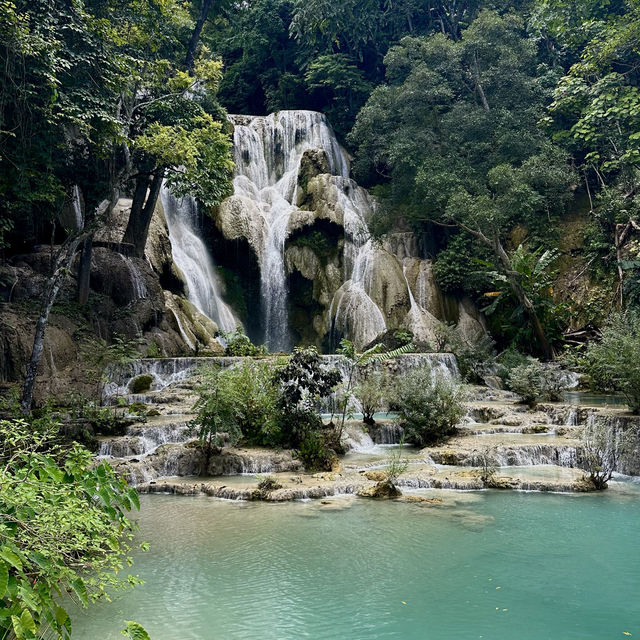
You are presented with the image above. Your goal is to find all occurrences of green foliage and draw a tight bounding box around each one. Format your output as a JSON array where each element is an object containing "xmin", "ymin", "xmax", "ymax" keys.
[
  {"xmin": 304, "ymin": 54, "xmax": 373, "ymax": 136},
  {"xmin": 495, "ymin": 347, "xmax": 530, "ymax": 384},
  {"xmin": 392, "ymin": 329, "xmax": 413, "ymax": 347},
  {"xmin": 385, "ymin": 437, "xmax": 409, "ymax": 484},
  {"xmin": 394, "ymin": 366, "xmax": 466, "ymax": 446},
  {"xmin": 353, "ymin": 370, "xmax": 390, "ymax": 425},
  {"xmin": 256, "ymin": 475, "xmax": 283, "ymax": 492},
  {"xmin": 145, "ymin": 342, "xmax": 162, "ymax": 358},
  {"xmin": 433, "ymin": 233, "xmax": 493, "ymax": 295},
  {"xmin": 336, "ymin": 339, "xmax": 414, "ymax": 437},
  {"xmin": 586, "ymin": 311, "xmax": 640, "ymax": 413},
  {"xmin": 190, "ymin": 366, "xmax": 243, "ymax": 462},
  {"xmin": 214, "ymin": 361, "xmax": 281, "ymax": 447},
  {"xmin": 0, "ymin": 417, "xmax": 146, "ymax": 639},
  {"xmin": 123, "ymin": 621, "xmax": 152, "ymax": 640},
  {"xmin": 221, "ymin": 329, "xmax": 268, "ymax": 357},
  {"xmin": 481, "ymin": 244, "xmax": 569, "ymax": 350},
  {"xmin": 275, "ymin": 347, "xmax": 341, "ymax": 453},
  {"xmin": 189, "ymin": 360, "xmax": 284, "ymax": 463},
  {"xmin": 507, "ymin": 359, "xmax": 567, "ymax": 406},
  {"xmin": 129, "ymin": 375, "xmax": 154, "ymax": 394},
  {"xmin": 298, "ymin": 431, "xmax": 336, "ymax": 471}
]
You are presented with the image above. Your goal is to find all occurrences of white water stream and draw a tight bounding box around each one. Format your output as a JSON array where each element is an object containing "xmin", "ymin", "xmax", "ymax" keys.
[
  {"xmin": 161, "ymin": 187, "xmax": 238, "ymax": 332},
  {"xmin": 230, "ymin": 111, "xmax": 350, "ymax": 350}
]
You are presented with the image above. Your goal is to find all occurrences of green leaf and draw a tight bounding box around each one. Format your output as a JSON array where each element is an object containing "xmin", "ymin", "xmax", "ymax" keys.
[
  {"xmin": 128, "ymin": 488, "xmax": 140, "ymax": 511},
  {"xmin": 0, "ymin": 547, "xmax": 22, "ymax": 571},
  {"xmin": 71, "ymin": 578, "xmax": 88, "ymax": 607},
  {"xmin": 0, "ymin": 562, "xmax": 8, "ymax": 599},
  {"xmin": 54, "ymin": 604, "xmax": 69, "ymax": 627},
  {"xmin": 20, "ymin": 609, "xmax": 36, "ymax": 634},
  {"xmin": 123, "ymin": 621, "xmax": 151, "ymax": 640}
]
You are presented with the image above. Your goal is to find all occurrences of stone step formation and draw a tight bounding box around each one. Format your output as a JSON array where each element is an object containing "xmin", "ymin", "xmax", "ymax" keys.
[{"xmin": 99, "ymin": 358, "xmax": 640, "ymax": 500}]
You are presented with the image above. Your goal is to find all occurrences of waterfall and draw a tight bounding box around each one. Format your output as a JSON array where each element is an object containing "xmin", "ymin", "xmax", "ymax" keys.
[
  {"xmin": 120, "ymin": 255, "xmax": 147, "ymax": 300},
  {"xmin": 72, "ymin": 184, "xmax": 83, "ymax": 231},
  {"xmin": 230, "ymin": 111, "xmax": 349, "ymax": 351},
  {"xmin": 161, "ymin": 186, "xmax": 238, "ymax": 333},
  {"xmin": 327, "ymin": 179, "xmax": 387, "ymax": 347}
]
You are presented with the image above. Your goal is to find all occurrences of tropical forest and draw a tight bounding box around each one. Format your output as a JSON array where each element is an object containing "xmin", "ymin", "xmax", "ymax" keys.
[{"xmin": 1, "ymin": 0, "xmax": 640, "ymax": 637}]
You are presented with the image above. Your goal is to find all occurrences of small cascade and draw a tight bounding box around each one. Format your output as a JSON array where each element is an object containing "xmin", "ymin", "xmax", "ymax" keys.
[
  {"xmin": 491, "ymin": 445, "xmax": 579, "ymax": 468},
  {"xmin": 72, "ymin": 184, "xmax": 83, "ymax": 231},
  {"xmin": 230, "ymin": 111, "xmax": 349, "ymax": 351},
  {"xmin": 566, "ymin": 408, "xmax": 578, "ymax": 427},
  {"xmin": 161, "ymin": 187, "xmax": 239, "ymax": 332},
  {"xmin": 120, "ymin": 255, "xmax": 148, "ymax": 300},
  {"xmin": 370, "ymin": 422, "xmax": 405, "ymax": 445}
]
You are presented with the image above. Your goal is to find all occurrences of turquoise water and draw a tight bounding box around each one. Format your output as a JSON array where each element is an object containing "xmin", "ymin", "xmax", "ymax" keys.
[
  {"xmin": 74, "ymin": 484, "xmax": 640, "ymax": 640},
  {"xmin": 562, "ymin": 391, "xmax": 627, "ymax": 407}
]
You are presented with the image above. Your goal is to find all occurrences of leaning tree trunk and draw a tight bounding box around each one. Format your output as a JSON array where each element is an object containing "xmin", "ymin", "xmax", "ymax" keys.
[
  {"xmin": 21, "ymin": 199, "xmax": 114, "ymax": 415},
  {"xmin": 21, "ymin": 234, "xmax": 88, "ymax": 414},
  {"xmin": 185, "ymin": 0, "xmax": 214, "ymax": 72},
  {"xmin": 122, "ymin": 170, "xmax": 164, "ymax": 258}
]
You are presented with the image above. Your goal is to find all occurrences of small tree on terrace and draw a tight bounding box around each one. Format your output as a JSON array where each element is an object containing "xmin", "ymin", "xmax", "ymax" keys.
[
  {"xmin": 336, "ymin": 339, "xmax": 413, "ymax": 439},
  {"xmin": 580, "ymin": 419, "xmax": 636, "ymax": 489},
  {"xmin": 586, "ymin": 311, "xmax": 640, "ymax": 414},
  {"xmin": 275, "ymin": 347, "xmax": 341, "ymax": 449}
]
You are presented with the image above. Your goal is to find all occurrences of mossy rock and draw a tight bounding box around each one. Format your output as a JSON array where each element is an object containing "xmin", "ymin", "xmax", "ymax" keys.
[
  {"xmin": 522, "ymin": 425, "xmax": 549, "ymax": 434},
  {"xmin": 129, "ymin": 374, "xmax": 154, "ymax": 394},
  {"xmin": 439, "ymin": 450, "xmax": 458, "ymax": 465},
  {"xmin": 357, "ymin": 480, "xmax": 402, "ymax": 499}
]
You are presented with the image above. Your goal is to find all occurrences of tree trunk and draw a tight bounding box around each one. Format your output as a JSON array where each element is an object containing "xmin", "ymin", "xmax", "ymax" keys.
[
  {"xmin": 185, "ymin": 0, "xmax": 214, "ymax": 72},
  {"xmin": 470, "ymin": 54, "xmax": 490, "ymax": 112},
  {"xmin": 21, "ymin": 198, "xmax": 114, "ymax": 415},
  {"xmin": 21, "ymin": 234, "xmax": 87, "ymax": 414},
  {"xmin": 123, "ymin": 170, "xmax": 164, "ymax": 258},
  {"xmin": 122, "ymin": 174, "xmax": 150, "ymax": 248},
  {"xmin": 77, "ymin": 235, "xmax": 93, "ymax": 305}
]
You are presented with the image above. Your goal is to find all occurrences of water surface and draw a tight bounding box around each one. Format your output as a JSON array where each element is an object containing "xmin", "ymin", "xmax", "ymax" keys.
[{"xmin": 74, "ymin": 484, "xmax": 640, "ymax": 639}]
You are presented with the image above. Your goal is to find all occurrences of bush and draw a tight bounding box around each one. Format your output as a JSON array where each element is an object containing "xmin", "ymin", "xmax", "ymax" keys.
[
  {"xmin": 275, "ymin": 347, "xmax": 341, "ymax": 448},
  {"xmin": 221, "ymin": 329, "xmax": 267, "ymax": 357},
  {"xmin": 298, "ymin": 431, "xmax": 336, "ymax": 471},
  {"xmin": 354, "ymin": 370, "xmax": 389, "ymax": 424},
  {"xmin": 394, "ymin": 366, "xmax": 466, "ymax": 446},
  {"xmin": 586, "ymin": 311, "xmax": 640, "ymax": 413},
  {"xmin": 129, "ymin": 374, "xmax": 154, "ymax": 394},
  {"xmin": 0, "ymin": 418, "xmax": 146, "ymax": 638},
  {"xmin": 217, "ymin": 361, "xmax": 280, "ymax": 446},
  {"xmin": 507, "ymin": 359, "xmax": 567, "ymax": 406},
  {"xmin": 496, "ymin": 347, "xmax": 530, "ymax": 384}
]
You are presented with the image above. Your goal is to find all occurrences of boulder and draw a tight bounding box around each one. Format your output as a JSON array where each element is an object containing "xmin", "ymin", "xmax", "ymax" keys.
[{"xmin": 357, "ymin": 480, "xmax": 402, "ymax": 499}]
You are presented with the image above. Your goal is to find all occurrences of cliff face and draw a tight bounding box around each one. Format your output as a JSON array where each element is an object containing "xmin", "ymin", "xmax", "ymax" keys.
[
  {"xmin": 0, "ymin": 197, "xmax": 222, "ymax": 403},
  {"xmin": 0, "ymin": 109, "xmax": 488, "ymax": 402}
]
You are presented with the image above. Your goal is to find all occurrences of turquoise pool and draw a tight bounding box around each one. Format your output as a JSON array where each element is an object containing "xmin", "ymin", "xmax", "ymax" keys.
[{"xmin": 73, "ymin": 482, "xmax": 640, "ymax": 639}]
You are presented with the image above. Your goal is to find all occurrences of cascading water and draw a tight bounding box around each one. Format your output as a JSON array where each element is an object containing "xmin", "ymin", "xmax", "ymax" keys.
[
  {"xmin": 230, "ymin": 111, "xmax": 349, "ymax": 351},
  {"xmin": 161, "ymin": 187, "xmax": 238, "ymax": 333},
  {"xmin": 328, "ymin": 180, "xmax": 387, "ymax": 347},
  {"xmin": 121, "ymin": 255, "xmax": 147, "ymax": 300}
]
